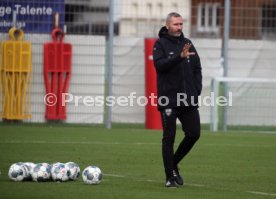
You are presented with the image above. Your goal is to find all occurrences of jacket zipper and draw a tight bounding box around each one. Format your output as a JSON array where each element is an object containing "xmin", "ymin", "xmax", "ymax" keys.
[{"xmin": 177, "ymin": 40, "xmax": 187, "ymax": 95}]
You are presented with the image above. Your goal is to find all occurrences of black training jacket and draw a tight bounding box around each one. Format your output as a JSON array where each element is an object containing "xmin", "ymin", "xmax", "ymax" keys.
[{"xmin": 153, "ymin": 26, "xmax": 202, "ymax": 110}]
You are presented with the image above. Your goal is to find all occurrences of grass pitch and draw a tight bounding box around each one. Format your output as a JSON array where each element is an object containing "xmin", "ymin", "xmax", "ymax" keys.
[{"xmin": 0, "ymin": 124, "xmax": 275, "ymax": 199}]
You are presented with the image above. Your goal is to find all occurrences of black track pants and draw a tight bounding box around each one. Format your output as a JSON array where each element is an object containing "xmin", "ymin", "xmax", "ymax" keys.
[{"xmin": 160, "ymin": 107, "xmax": 200, "ymax": 180}]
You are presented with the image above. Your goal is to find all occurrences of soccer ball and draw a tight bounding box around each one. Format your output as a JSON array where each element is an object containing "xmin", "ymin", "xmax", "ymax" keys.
[
  {"xmin": 65, "ymin": 162, "xmax": 80, "ymax": 181},
  {"xmin": 51, "ymin": 162, "xmax": 69, "ymax": 182},
  {"xmin": 8, "ymin": 163, "xmax": 28, "ymax": 181},
  {"xmin": 82, "ymin": 166, "xmax": 102, "ymax": 185},
  {"xmin": 31, "ymin": 163, "xmax": 51, "ymax": 182},
  {"xmin": 23, "ymin": 162, "xmax": 36, "ymax": 181}
]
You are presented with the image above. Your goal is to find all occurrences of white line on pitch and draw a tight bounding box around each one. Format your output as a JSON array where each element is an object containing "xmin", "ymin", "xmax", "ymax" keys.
[
  {"xmin": 104, "ymin": 173, "xmax": 125, "ymax": 178},
  {"xmin": 0, "ymin": 140, "xmax": 160, "ymax": 145},
  {"xmin": 2, "ymin": 140, "xmax": 276, "ymax": 148},
  {"xmin": 247, "ymin": 191, "xmax": 276, "ymax": 197},
  {"xmin": 104, "ymin": 173, "xmax": 206, "ymax": 188},
  {"xmin": 105, "ymin": 173, "xmax": 276, "ymax": 195},
  {"xmin": 204, "ymin": 143, "xmax": 276, "ymax": 148}
]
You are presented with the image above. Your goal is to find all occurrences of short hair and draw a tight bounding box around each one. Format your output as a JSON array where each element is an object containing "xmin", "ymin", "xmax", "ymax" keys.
[{"xmin": 166, "ymin": 12, "xmax": 182, "ymax": 24}]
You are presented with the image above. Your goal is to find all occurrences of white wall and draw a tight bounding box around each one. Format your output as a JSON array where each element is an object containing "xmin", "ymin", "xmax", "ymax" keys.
[
  {"xmin": 119, "ymin": 0, "xmax": 191, "ymax": 37},
  {"xmin": 111, "ymin": 37, "xmax": 145, "ymax": 123}
]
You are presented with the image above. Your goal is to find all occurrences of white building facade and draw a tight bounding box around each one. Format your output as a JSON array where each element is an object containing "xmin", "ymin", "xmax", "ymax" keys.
[{"xmin": 118, "ymin": 0, "xmax": 191, "ymax": 37}]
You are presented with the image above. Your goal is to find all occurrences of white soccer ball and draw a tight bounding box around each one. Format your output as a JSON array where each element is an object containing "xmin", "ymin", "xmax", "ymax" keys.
[
  {"xmin": 65, "ymin": 162, "xmax": 80, "ymax": 181},
  {"xmin": 31, "ymin": 163, "xmax": 51, "ymax": 182},
  {"xmin": 82, "ymin": 166, "xmax": 102, "ymax": 185},
  {"xmin": 8, "ymin": 163, "xmax": 28, "ymax": 181},
  {"xmin": 51, "ymin": 162, "xmax": 69, "ymax": 182},
  {"xmin": 23, "ymin": 162, "xmax": 36, "ymax": 181}
]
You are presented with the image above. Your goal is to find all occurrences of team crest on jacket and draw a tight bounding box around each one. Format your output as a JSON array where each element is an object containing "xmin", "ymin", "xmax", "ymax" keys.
[{"xmin": 165, "ymin": 108, "xmax": 172, "ymax": 116}]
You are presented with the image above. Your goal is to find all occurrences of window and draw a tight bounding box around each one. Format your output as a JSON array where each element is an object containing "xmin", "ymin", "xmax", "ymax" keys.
[
  {"xmin": 197, "ymin": 3, "xmax": 220, "ymax": 33},
  {"xmin": 262, "ymin": 5, "xmax": 276, "ymax": 35},
  {"xmin": 147, "ymin": 3, "xmax": 152, "ymax": 17},
  {"xmin": 132, "ymin": 2, "xmax": 138, "ymax": 17},
  {"xmin": 157, "ymin": 3, "xmax": 163, "ymax": 16},
  {"xmin": 172, "ymin": 3, "xmax": 178, "ymax": 12}
]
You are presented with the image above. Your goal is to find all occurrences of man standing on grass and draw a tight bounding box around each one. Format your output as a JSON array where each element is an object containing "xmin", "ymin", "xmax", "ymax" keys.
[{"xmin": 153, "ymin": 12, "xmax": 202, "ymax": 188}]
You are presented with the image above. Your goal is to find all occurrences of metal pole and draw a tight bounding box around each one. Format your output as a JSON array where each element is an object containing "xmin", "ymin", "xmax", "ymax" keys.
[
  {"xmin": 106, "ymin": 0, "xmax": 114, "ymax": 129},
  {"xmin": 223, "ymin": 0, "xmax": 230, "ymax": 77},
  {"xmin": 222, "ymin": 0, "xmax": 231, "ymax": 131},
  {"xmin": 211, "ymin": 78, "xmax": 219, "ymax": 132},
  {"xmin": 13, "ymin": 11, "xmax": 17, "ymax": 28},
  {"xmin": 213, "ymin": 79, "xmax": 219, "ymax": 132}
]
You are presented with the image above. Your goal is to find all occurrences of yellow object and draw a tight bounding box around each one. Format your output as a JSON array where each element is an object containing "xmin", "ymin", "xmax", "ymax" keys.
[{"xmin": 0, "ymin": 27, "xmax": 32, "ymax": 120}]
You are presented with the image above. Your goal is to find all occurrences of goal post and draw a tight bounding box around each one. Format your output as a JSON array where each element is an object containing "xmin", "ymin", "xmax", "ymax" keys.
[{"xmin": 210, "ymin": 77, "xmax": 276, "ymax": 132}]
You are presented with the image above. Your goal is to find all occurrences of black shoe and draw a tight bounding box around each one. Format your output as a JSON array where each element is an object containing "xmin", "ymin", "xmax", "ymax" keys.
[
  {"xmin": 173, "ymin": 169, "xmax": 184, "ymax": 186},
  {"xmin": 165, "ymin": 177, "xmax": 178, "ymax": 188}
]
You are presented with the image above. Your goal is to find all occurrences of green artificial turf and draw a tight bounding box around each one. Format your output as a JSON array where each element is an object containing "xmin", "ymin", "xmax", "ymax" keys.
[{"xmin": 0, "ymin": 124, "xmax": 275, "ymax": 199}]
